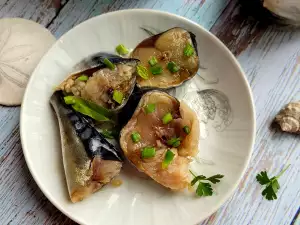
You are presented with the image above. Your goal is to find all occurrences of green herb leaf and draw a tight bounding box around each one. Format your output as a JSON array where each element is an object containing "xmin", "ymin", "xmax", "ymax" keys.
[
  {"xmin": 206, "ymin": 174, "xmax": 224, "ymax": 184},
  {"xmin": 196, "ymin": 182, "xmax": 213, "ymax": 197},
  {"xmin": 184, "ymin": 43, "xmax": 195, "ymax": 57},
  {"xmin": 131, "ymin": 131, "xmax": 141, "ymax": 143},
  {"xmin": 137, "ymin": 64, "xmax": 149, "ymax": 79},
  {"xmin": 167, "ymin": 61, "xmax": 180, "ymax": 73},
  {"xmin": 112, "ymin": 90, "xmax": 124, "ymax": 104},
  {"xmin": 141, "ymin": 147, "xmax": 156, "ymax": 159},
  {"xmin": 256, "ymin": 171, "xmax": 271, "ymax": 185},
  {"xmin": 183, "ymin": 125, "xmax": 190, "ymax": 134},
  {"xmin": 148, "ymin": 56, "xmax": 158, "ymax": 66},
  {"xmin": 116, "ymin": 44, "xmax": 129, "ymax": 55},
  {"xmin": 77, "ymin": 75, "xmax": 89, "ymax": 81},
  {"xmin": 162, "ymin": 149, "xmax": 175, "ymax": 169},
  {"xmin": 162, "ymin": 112, "xmax": 173, "ymax": 124},
  {"xmin": 103, "ymin": 58, "xmax": 115, "ymax": 70},
  {"xmin": 150, "ymin": 65, "xmax": 163, "ymax": 75},
  {"xmin": 189, "ymin": 171, "xmax": 224, "ymax": 197},
  {"xmin": 144, "ymin": 103, "xmax": 156, "ymax": 114},
  {"xmin": 256, "ymin": 164, "xmax": 290, "ymax": 201}
]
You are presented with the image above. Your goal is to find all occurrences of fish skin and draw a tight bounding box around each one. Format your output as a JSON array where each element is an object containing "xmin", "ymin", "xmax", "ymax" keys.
[{"xmin": 50, "ymin": 91, "xmax": 123, "ymax": 202}]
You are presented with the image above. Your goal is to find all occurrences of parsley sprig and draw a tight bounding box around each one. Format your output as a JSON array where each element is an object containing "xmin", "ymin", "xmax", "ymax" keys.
[
  {"xmin": 256, "ymin": 164, "xmax": 290, "ymax": 201},
  {"xmin": 190, "ymin": 170, "xmax": 224, "ymax": 197}
]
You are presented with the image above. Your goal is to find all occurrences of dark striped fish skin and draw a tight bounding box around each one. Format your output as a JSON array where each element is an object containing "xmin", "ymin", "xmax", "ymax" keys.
[{"xmin": 50, "ymin": 91, "xmax": 123, "ymax": 203}]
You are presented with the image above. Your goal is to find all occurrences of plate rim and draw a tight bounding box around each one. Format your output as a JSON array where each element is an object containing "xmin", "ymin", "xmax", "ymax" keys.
[{"xmin": 20, "ymin": 8, "xmax": 256, "ymax": 225}]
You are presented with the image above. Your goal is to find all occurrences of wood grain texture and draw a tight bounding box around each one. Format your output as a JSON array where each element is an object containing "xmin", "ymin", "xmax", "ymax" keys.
[
  {"xmin": 0, "ymin": 0, "xmax": 299, "ymax": 225},
  {"xmin": 206, "ymin": 1, "xmax": 300, "ymax": 225}
]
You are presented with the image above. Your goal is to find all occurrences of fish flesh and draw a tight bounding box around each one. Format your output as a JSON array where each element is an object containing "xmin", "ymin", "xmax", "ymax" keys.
[
  {"xmin": 120, "ymin": 91, "xmax": 199, "ymax": 190},
  {"xmin": 56, "ymin": 53, "xmax": 139, "ymax": 112}
]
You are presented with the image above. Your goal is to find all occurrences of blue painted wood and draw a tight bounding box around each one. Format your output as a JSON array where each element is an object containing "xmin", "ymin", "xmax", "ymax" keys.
[{"xmin": 0, "ymin": 0, "xmax": 299, "ymax": 225}]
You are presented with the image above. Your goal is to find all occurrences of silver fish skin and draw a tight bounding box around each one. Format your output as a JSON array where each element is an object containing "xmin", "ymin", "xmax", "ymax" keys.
[{"xmin": 50, "ymin": 91, "xmax": 123, "ymax": 203}]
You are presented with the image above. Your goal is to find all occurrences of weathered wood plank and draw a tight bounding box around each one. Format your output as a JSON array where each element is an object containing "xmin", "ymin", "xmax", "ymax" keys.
[
  {"xmin": 48, "ymin": 0, "xmax": 230, "ymax": 37},
  {"xmin": 203, "ymin": 1, "xmax": 300, "ymax": 225},
  {"xmin": 0, "ymin": 0, "xmax": 60, "ymax": 26},
  {"xmin": 0, "ymin": 1, "xmax": 231, "ymax": 225}
]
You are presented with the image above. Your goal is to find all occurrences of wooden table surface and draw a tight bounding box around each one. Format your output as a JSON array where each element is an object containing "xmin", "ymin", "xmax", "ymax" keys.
[{"xmin": 0, "ymin": 0, "xmax": 299, "ymax": 225}]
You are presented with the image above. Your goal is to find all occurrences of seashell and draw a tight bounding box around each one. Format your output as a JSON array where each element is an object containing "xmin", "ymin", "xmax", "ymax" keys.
[
  {"xmin": 240, "ymin": 0, "xmax": 300, "ymax": 27},
  {"xmin": 274, "ymin": 102, "xmax": 300, "ymax": 133}
]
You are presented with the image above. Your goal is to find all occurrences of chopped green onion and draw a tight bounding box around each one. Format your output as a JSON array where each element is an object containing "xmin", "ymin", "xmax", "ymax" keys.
[
  {"xmin": 144, "ymin": 103, "xmax": 156, "ymax": 114},
  {"xmin": 183, "ymin": 126, "xmax": 190, "ymax": 134},
  {"xmin": 64, "ymin": 96, "xmax": 76, "ymax": 105},
  {"xmin": 167, "ymin": 137, "xmax": 181, "ymax": 147},
  {"xmin": 71, "ymin": 102, "xmax": 110, "ymax": 122},
  {"xmin": 131, "ymin": 132, "xmax": 141, "ymax": 143},
  {"xmin": 103, "ymin": 58, "xmax": 115, "ymax": 70},
  {"xmin": 137, "ymin": 64, "xmax": 149, "ymax": 80},
  {"xmin": 184, "ymin": 43, "xmax": 195, "ymax": 57},
  {"xmin": 167, "ymin": 61, "xmax": 180, "ymax": 73},
  {"xmin": 150, "ymin": 65, "xmax": 163, "ymax": 75},
  {"xmin": 115, "ymin": 44, "xmax": 129, "ymax": 55},
  {"xmin": 77, "ymin": 75, "xmax": 89, "ymax": 81},
  {"xmin": 141, "ymin": 147, "xmax": 156, "ymax": 159},
  {"xmin": 63, "ymin": 96, "xmax": 112, "ymax": 122},
  {"xmin": 162, "ymin": 149, "xmax": 175, "ymax": 169},
  {"xmin": 162, "ymin": 112, "xmax": 173, "ymax": 124},
  {"xmin": 148, "ymin": 56, "xmax": 158, "ymax": 66},
  {"xmin": 112, "ymin": 90, "xmax": 124, "ymax": 104}
]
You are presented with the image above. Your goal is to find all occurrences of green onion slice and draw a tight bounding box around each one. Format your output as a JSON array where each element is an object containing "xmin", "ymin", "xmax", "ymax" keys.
[
  {"xmin": 77, "ymin": 75, "xmax": 89, "ymax": 81},
  {"xmin": 150, "ymin": 65, "xmax": 163, "ymax": 75},
  {"xmin": 141, "ymin": 147, "xmax": 156, "ymax": 159},
  {"xmin": 148, "ymin": 56, "xmax": 158, "ymax": 66},
  {"xmin": 64, "ymin": 96, "xmax": 112, "ymax": 122},
  {"xmin": 103, "ymin": 58, "xmax": 115, "ymax": 70},
  {"xmin": 167, "ymin": 61, "xmax": 180, "ymax": 73},
  {"xmin": 131, "ymin": 132, "xmax": 141, "ymax": 143},
  {"xmin": 167, "ymin": 137, "xmax": 181, "ymax": 147},
  {"xmin": 162, "ymin": 112, "xmax": 173, "ymax": 124},
  {"xmin": 116, "ymin": 44, "xmax": 129, "ymax": 55},
  {"xmin": 162, "ymin": 149, "xmax": 175, "ymax": 169},
  {"xmin": 112, "ymin": 90, "xmax": 124, "ymax": 104},
  {"xmin": 137, "ymin": 64, "xmax": 149, "ymax": 79},
  {"xmin": 184, "ymin": 43, "xmax": 195, "ymax": 57},
  {"xmin": 144, "ymin": 103, "xmax": 156, "ymax": 114},
  {"xmin": 183, "ymin": 126, "xmax": 190, "ymax": 134}
]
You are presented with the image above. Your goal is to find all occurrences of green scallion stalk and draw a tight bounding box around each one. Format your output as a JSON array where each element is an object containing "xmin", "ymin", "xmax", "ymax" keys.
[
  {"xmin": 150, "ymin": 65, "xmax": 163, "ymax": 75},
  {"xmin": 167, "ymin": 137, "xmax": 181, "ymax": 147},
  {"xmin": 77, "ymin": 75, "xmax": 89, "ymax": 81},
  {"xmin": 131, "ymin": 132, "xmax": 141, "ymax": 143},
  {"xmin": 137, "ymin": 64, "xmax": 149, "ymax": 79},
  {"xmin": 167, "ymin": 61, "xmax": 180, "ymax": 73},
  {"xmin": 162, "ymin": 149, "xmax": 175, "ymax": 169},
  {"xmin": 183, "ymin": 125, "xmax": 190, "ymax": 134},
  {"xmin": 103, "ymin": 58, "xmax": 115, "ymax": 70},
  {"xmin": 148, "ymin": 56, "xmax": 158, "ymax": 66},
  {"xmin": 112, "ymin": 90, "xmax": 124, "ymax": 104},
  {"xmin": 141, "ymin": 147, "xmax": 156, "ymax": 159},
  {"xmin": 183, "ymin": 43, "xmax": 195, "ymax": 57},
  {"xmin": 162, "ymin": 112, "xmax": 173, "ymax": 124},
  {"xmin": 115, "ymin": 44, "xmax": 129, "ymax": 55},
  {"xmin": 63, "ymin": 96, "xmax": 111, "ymax": 122},
  {"xmin": 144, "ymin": 103, "xmax": 156, "ymax": 114}
]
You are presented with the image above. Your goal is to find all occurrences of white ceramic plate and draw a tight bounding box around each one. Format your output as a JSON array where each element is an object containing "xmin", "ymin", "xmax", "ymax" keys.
[{"xmin": 20, "ymin": 9, "xmax": 255, "ymax": 225}]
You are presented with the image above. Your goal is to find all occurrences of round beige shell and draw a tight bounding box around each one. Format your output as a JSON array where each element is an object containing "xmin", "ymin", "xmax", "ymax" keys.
[
  {"xmin": 275, "ymin": 102, "xmax": 300, "ymax": 133},
  {"xmin": 263, "ymin": 0, "xmax": 300, "ymax": 24}
]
